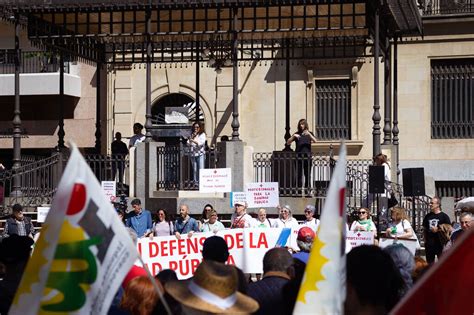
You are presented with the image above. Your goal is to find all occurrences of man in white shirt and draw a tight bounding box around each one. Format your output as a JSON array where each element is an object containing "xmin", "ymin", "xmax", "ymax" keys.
[
  {"xmin": 230, "ymin": 202, "xmax": 254, "ymax": 229},
  {"xmin": 129, "ymin": 122, "xmax": 146, "ymax": 148}
]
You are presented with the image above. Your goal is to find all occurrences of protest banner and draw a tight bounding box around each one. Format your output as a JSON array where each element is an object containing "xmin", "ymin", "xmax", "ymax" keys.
[
  {"xmin": 245, "ymin": 182, "xmax": 279, "ymax": 208},
  {"xmin": 101, "ymin": 180, "xmax": 116, "ymax": 202},
  {"xmin": 346, "ymin": 231, "xmax": 374, "ymax": 249},
  {"xmin": 199, "ymin": 168, "xmax": 232, "ymax": 193},
  {"xmin": 139, "ymin": 228, "xmax": 294, "ymax": 279}
]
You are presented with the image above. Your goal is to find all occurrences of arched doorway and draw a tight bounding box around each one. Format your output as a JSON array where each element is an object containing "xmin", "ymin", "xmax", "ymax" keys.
[{"xmin": 151, "ymin": 93, "xmax": 205, "ymax": 146}]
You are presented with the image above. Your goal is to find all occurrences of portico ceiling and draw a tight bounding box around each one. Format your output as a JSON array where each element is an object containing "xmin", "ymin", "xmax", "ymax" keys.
[{"xmin": 1, "ymin": 0, "xmax": 422, "ymax": 63}]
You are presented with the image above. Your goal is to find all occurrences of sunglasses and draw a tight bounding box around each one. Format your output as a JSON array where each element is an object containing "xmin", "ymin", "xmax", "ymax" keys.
[
  {"xmin": 358, "ymin": 211, "xmax": 367, "ymax": 215},
  {"xmin": 304, "ymin": 210, "xmax": 312, "ymax": 213}
]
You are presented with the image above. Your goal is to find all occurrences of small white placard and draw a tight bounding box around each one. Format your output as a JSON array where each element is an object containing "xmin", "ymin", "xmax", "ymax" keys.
[
  {"xmin": 199, "ymin": 168, "xmax": 232, "ymax": 193},
  {"xmin": 245, "ymin": 182, "xmax": 279, "ymax": 208},
  {"xmin": 230, "ymin": 192, "xmax": 247, "ymax": 208},
  {"xmin": 346, "ymin": 231, "xmax": 374, "ymax": 249},
  {"xmin": 379, "ymin": 237, "xmax": 418, "ymax": 255},
  {"xmin": 101, "ymin": 181, "xmax": 117, "ymax": 202},
  {"xmin": 37, "ymin": 206, "xmax": 50, "ymax": 223}
]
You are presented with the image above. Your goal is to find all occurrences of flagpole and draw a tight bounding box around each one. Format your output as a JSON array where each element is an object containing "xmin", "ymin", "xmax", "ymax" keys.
[{"xmin": 137, "ymin": 255, "xmax": 173, "ymax": 315}]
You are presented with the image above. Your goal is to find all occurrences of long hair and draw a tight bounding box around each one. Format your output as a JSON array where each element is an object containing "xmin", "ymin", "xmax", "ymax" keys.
[
  {"xmin": 297, "ymin": 118, "xmax": 309, "ymax": 133},
  {"xmin": 154, "ymin": 208, "xmax": 170, "ymax": 223},
  {"xmin": 373, "ymin": 153, "xmax": 388, "ymax": 166},
  {"xmin": 192, "ymin": 121, "xmax": 205, "ymax": 135},
  {"xmin": 391, "ymin": 207, "xmax": 408, "ymax": 222},
  {"xmin": 200, "ymin": 204, "xmax": 214, "ymax": 222},
  {"xmin": 120, "ymin": 276, "xmax": 162, "ymax": 315}
]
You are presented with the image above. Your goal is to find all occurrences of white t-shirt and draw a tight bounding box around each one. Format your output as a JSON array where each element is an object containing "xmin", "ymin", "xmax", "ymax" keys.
[
  {"xmin": 301, "ymin": 218, "xmax": 320, "ymax": 232},
  {"xmin": 389, "ymin": 219, "xmax": 415, "ymax": 239},
  {"xmin": 188, "ymin": 133, "xmax": 206, "ymax": 156},
  {"xmin": 350, "ymin": 220, "xmax": 377, "ymax": 233},
  {"xmin": 273, "ymin": 217, "xmax": 300, "ymax": 229},
  {"xmin": 230, "ymin": 213, "xmax": 254, "ymax": 229}
]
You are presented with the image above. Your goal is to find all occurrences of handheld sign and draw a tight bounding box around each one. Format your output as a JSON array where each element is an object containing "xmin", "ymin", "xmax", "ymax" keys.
[
  {"xmin": 245, "ymin": 182, "xmax": 279, "ymax": 208},
  {"xmin": 199, "ymin": 168, "xmax": 232, "ymax": 193}
]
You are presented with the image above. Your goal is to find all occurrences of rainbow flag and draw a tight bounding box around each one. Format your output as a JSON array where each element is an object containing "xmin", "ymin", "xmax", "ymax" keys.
[
  {"xmin": 293, "ymin": 143, "xmax": 347, "ymax": 314},
  {"xmin": 10, "ymin": 145, "xmax": 138, "ymax": 315}
]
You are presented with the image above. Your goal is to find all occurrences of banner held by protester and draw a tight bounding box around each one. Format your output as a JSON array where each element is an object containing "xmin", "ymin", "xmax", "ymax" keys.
[{"xmin": 10, "ymin": 145, "xmax": 138, "ymax": 315}]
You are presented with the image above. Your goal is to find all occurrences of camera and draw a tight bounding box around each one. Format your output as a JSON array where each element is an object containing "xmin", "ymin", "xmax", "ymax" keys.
[{"xmin": 113, "ymin": 194, "xmax": 128, "ymax": 213}]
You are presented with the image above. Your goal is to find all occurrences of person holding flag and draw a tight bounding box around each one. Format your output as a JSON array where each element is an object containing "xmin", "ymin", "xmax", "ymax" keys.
[
  {"xmin": 9, "ymin": 145, "xmax": 162, "ymax": 315},
  {"xmin": 293, "ymin": 142, "xmax": 347, "ymax": 314}
]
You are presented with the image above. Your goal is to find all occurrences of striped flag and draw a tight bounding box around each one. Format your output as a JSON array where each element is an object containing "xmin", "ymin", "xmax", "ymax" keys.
[
  {"xmin": 293, "ymin": 143, "xmax": 347, "ymax": 314},
  {"xmin": 10, "ymin": 145, "xmax": 138, "ymax": 315}
]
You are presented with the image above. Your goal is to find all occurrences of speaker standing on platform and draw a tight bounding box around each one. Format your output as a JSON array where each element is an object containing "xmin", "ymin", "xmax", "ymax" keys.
[
  {"xmin": 373, "ymin": 153, "xmax": 391, "ymax": 196},
  {"xmin": 286, "ymin": 119, "xmax": 318, "ymax": 193}
]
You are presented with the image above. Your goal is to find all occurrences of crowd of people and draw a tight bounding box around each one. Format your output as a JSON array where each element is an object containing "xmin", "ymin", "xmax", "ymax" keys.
[{"xmin": 0, "ymin": 194, "xmax": 472, "ymax": 314}]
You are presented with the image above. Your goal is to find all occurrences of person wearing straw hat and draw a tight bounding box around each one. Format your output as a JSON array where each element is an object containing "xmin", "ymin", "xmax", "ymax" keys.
[{"xmin": 165, "ymin": 260, "xmax": 259, "ymax": 314}]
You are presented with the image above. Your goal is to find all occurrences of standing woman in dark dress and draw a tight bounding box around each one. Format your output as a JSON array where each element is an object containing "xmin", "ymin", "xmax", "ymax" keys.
[{"xmin": 287, "ymin": 118, "xmax": 317, "ymax": 192}]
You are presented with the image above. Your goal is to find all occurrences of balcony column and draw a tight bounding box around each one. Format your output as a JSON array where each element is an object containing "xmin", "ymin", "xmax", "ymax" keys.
[
  {"xmin": 12, "ymin": 14, "xmax": 22, "ymax": 196},
  {"xmin": 195, "ymin": 41, "xmax": 200, "ymax": 123},
  {"xmin": 283, "ymin": 40, "xmax": 292, "ymax": 151},
  {"xmin": 144, "ymin": 7, "xmax": 152, "ymax": 142},
  {"xmin": 372, "ymin": 6, "xmax": 381, "ymax": 156},
  {"xmin": 231, "ymin": 8, "xmax": 240, "ymax": 141},
  {"xmin": 95, "ymin": 60, "xmax": 102, "ymax": 153},
  {"xmin": 392, "ymin": 36, "xmax": 400, "ymax": 181},
  {"xmin": 57, "ymin": 51, "xmax": 65, "ymax": 149},
  {"xmin": 383, "ymin": 36, "xmax": 392, "ymax": 145}
]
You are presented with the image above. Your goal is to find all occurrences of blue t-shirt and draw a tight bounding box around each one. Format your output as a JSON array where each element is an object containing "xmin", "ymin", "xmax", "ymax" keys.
[
  {"xmin": 125, "ymin": 209, "xmax": 152, "ymax": 237},
  {"xmin": 174, "ymin": 216, "xmax": 200, "ymax": 234}
]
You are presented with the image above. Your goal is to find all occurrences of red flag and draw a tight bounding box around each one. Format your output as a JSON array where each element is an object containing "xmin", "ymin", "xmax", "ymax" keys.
[{"xmin": 390, "ymin": 228, "xmax": 474, "ymax": 315}]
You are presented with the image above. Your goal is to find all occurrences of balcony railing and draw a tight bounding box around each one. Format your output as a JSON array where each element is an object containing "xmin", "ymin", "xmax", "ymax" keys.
[
  {"xmin": 156, "ymin": 145, "xmax": 220, "ymax": 191},
  {"xmin": 0, "ymin": 50, "xmax": 70, "ymax": 74},
  {"xmin": 422, "ymin": 0, "xmax": 474, "ymax": 16}
]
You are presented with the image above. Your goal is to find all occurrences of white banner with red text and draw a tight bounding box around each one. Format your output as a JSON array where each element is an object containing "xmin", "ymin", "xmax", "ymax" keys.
[{"xmin": 138, "ymin": 228, "xmax": 299, "ymax": 279}]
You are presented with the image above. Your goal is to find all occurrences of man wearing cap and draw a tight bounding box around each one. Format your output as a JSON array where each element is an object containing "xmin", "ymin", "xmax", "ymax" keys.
[
  {"xmin": 230, "ymin": 201, "xmax": 254, "ymax": 229},
  {"xmin": 174, "ymin": 204, "xmax": 200, "ymax": 239},
  {"xmin": 293, "ymin": 227, "xmax": 315, "ymax": 264},
  {"xmin": 1, "ymin": 204, "xmax": 35, "ymax": 239},
  {"xmin": 125, "ymin": 199, "xmax": 152, "ymax": 238},
  {"xmin": 300, "ymin": 205, "xmax": 320, "ymax": 232},
  {"xmin": 247, "ymin": 248, "xmax": 294, "ymax": 315}
]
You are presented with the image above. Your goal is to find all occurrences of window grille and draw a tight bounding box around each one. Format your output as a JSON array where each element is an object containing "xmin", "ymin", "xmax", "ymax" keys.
[
  {"xmin": 431, "ymin": 59, "xmax": 474, "ymax": 139},
  {"xmin": 315, "ymin": 79, "xmax": 351, "ymax": 140},
  {"xmin": 435, "ymin": 181, "xmax": 474, "ymax": 199}
]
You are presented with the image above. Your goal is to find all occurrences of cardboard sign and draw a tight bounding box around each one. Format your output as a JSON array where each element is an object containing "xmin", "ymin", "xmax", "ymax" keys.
[
  {"xmin": 346, "ymin": 231, "xmax": 374, "ymax": 249},
  {"xmin": 101, "ymin": 181, "xmax": 116, "ymax": 202},
  {"xmin": 379, "ymin": 237, "xmax": 418, "ymax": 255},
  {"xmin": 230, "ymin": 192, "xmax": 247, "ymax": 208},
  {"xmin": 199, "ymin": 168, "xmax": 232, "ymax": 193},
  {"xmin": 245, "ymin": 182, "xmax": 279, "ymax": 208},
  {"xmin": 36, "ymin": 207, "xmax": 50, "ymax": 223}
]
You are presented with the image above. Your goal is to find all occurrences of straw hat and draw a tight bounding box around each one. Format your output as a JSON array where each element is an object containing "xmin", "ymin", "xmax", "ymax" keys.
[{"xmin": 165, "ymin": 260, "xmax": 259, "ymax": 314}]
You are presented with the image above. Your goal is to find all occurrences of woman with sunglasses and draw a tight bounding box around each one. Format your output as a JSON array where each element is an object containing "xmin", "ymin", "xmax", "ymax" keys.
[
  {"xmin": 350, "ymin": 207, "xmax": 377, "ymax": 236},
  {"xmin": 301, "ymin": 205, "xmax": 320, "ymax": 232},
  {"xmin": 273, "ymin": 205, "xmax": 300, "ymax": 229}
]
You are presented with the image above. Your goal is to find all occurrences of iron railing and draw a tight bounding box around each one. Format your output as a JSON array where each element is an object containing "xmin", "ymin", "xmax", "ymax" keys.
[
  {"xmin": 0, "ymin": 153, "xmax": 63, "ymax": 211},
  {"xmin": 252, "ymin": 151, "xmax": 432, "ymax": 237},
  {"xmin": 156, "ymin": 145, "xmax": 220, "ymax": 191},
  {"xmin": 0, "ymin": 50, "xmax": 70, "ymax": 74},
  {"xmin": 422, "ymin": 0, "xmax": 474, "ymax": 15}
]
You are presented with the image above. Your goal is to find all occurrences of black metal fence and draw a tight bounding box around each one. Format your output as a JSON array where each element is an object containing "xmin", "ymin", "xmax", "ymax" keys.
[
  {"xmin": 156, "ymin": 145, "xmax": 220, "ymax": 191},
  {"xmin": 422, "ymin": 0, "xmax": 474, "ymax": 15},
  {"xmin": 0, "ymin": 50, "xmax": 70, "ymax": 74},
  {"xmin": 252, "ymin": 151, "xmax": 432, "ymax": 237}
]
